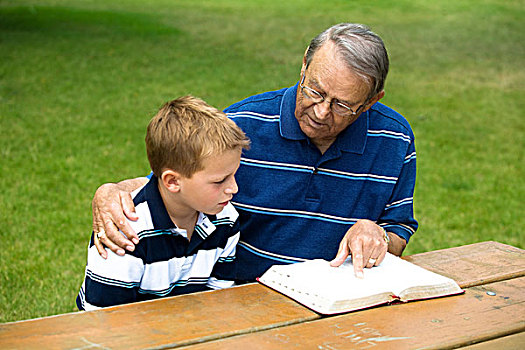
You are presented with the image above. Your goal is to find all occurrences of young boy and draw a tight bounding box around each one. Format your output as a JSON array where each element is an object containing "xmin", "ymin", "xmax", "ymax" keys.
[{"xmin": 77, "ymin": 96, "xmax": 250, "ymax": 310}]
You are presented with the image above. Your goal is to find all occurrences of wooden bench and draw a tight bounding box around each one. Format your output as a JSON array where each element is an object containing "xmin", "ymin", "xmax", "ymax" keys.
[{"xmin": 0, "ymin": 241, "xmax": 523, "ymax": 349}]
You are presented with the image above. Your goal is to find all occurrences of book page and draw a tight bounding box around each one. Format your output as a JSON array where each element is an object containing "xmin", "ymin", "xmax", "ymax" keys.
[
  {"xmin": 261, "ymin": 258, "xmax": 394, "ymax": 301},
  {"xmin": 371, "ymin": 254, "xmax": 461, "ymax": 297},
  {"xmin": 259, "ymin": 253, "xmax": 461, "ymax": 306}
]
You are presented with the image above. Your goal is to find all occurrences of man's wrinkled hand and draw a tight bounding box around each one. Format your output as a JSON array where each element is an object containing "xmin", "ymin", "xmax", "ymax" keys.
[
  {"xmin": 330, "ymin": 219, "xmax": 388, "ymax": 278},
  {"xmin": 92, "ymin": 183, "xmax": 139, "ymax": 259}
]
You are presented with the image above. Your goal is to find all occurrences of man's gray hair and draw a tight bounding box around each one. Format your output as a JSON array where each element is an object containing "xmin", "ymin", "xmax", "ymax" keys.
[{"xmin": 305, "ymin": 23, "xmax": 389, "ymax": 99}]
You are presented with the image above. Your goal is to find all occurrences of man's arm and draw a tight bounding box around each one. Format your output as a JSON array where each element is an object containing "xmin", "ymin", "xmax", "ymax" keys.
[
  {"xmin": 330, "ymin": 133, "xmax": 416, "ymax": 277},
  {"xmin": 92, "ymin": 177, "xmax": 148, "ymax": 258}
]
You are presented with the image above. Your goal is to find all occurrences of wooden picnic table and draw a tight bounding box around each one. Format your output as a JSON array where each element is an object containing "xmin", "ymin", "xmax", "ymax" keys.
[{"xmin": 1, "ymin": 241, "xmax": 523, "ymax": 349}]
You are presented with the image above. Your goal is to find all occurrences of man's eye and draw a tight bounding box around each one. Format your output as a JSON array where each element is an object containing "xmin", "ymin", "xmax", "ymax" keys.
[
  {"xmin": 334, "ymin": 102, "xmax": 351, "ymax": 112},
  {"xmin": 214, "ymin": 179, "xmax": 226, "ymax": 184}
]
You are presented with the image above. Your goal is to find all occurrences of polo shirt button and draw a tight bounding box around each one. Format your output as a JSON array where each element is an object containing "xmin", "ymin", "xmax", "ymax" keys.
[{"xmin": 313, "ymin": 168, "xmax": 318, "ymax": 174}]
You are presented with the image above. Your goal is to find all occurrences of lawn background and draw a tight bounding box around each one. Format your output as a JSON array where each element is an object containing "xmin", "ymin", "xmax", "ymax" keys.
[{"xmin": 0, "ymin": 0, "xmax": 523, "ymax": 322}]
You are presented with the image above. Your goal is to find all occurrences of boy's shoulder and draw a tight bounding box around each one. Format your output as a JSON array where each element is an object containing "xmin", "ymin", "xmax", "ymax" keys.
[{"xmin": 126, "ymin": 180, "xmax": 161, "ymax": 236}]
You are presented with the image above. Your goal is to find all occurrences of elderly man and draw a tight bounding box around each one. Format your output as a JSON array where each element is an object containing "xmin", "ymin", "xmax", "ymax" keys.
[{"xmin": 92, "ymin": 23, "xmax": 417, "ymax": 280}]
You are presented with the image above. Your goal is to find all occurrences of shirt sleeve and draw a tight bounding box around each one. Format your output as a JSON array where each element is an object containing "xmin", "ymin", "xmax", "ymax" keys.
[
  {"xmin": 377, "ymin": 138, "xmax": 418, "ymax": 243},
  {"xmin": 77, "ymin": 234, "xmax": 145, "ymax": 310}
]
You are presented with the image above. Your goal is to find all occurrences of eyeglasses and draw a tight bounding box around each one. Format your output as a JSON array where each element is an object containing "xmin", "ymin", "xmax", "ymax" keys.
[{"xmin": 300, "ymin": 74, "xmax": 366, "ymax": 117}]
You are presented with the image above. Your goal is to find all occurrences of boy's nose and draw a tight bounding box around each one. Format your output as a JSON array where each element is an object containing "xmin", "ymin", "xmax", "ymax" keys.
[{"xmin": 225, "ymin": 177, "xmax": 238, "ymax": 194}]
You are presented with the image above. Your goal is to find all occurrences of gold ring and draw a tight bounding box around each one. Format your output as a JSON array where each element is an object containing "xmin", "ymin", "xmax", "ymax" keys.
[{"xmin": 96, "ymin": 230, "xmax": 106, "ymax": 240}]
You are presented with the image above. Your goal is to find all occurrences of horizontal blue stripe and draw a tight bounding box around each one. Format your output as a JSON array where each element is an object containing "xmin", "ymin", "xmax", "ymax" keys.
[
  {"xmin": 317, "ymin": 170, "xmax": 397, "ymax": 184},
  {"xmin": 238, "ymin": 243, "xmax": 300, "ymax": 264},
  {"xmin": 137, "ymin": 229, "xmax": 174, "ymax": 239},
  {"xmin": 212, "ymin": 219, "xmax": 234, "ymax": 225},
  {"xmin": 367, "ymin": 132, "xmax": 411, "ymax": 142},
  {"xmin": 240, "ymin": 160, "xmax": 312, "ymax": 174},
  {"xmin": 229, "ymin": 115, "xmax": 280, "ymax": 122},
  {"xmin": 385, "ymin": 200, "xmax": 413, "ymax": 210},
  {"xmin": 138, "ymin": 278, "xmax": 209, "ymax": 296},
  {"xmin": 404, "ymin": 156, "xmax": 417, "ymax": 164},
  {"xmin": 218, "ymin": 256, "xmax": 235, "ymax": 262},
  {"xmin": 241, "ymin": 160, "xmax": 395, "ymax": 184},
  {"xmin": 384, "ymin": 224, "xmax": 414, "ymax": 235},
  {"xmin": 86, "ymin": 271, "xmax": 140, "ymax": 289},
  {"xmin": 237, "ymin": 205, "xmax": 356, "ymax": 225}
]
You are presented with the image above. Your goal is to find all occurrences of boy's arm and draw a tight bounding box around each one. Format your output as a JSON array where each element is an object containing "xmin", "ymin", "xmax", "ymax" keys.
[
  {"xmin": 78, "ymin": 234, "xmax": 144, "ymax": 310},
  {"xmin": 207, "ymin": 226, "xmax": 240, "ymax": 290},
  {"xmin": 92, "ymin": 177, "xmax": 148, "ymax": 258}
]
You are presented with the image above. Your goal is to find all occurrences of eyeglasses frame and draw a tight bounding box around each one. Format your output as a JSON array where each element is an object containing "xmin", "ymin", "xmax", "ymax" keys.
[{"xmin": 299, "ymin": 72, "xmax": 367, "ymax": 117}]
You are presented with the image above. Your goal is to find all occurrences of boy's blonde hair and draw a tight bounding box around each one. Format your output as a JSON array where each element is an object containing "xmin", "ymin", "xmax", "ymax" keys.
[{"xmin": 146, "ymin": 96, "xmax": 250, "ymax": 177}]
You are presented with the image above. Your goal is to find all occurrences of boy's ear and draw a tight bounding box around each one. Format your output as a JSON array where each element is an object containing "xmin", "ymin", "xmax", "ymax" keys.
[{"xmin": 160, "ymin": 170, "xmax": 182, "ymax": 193}]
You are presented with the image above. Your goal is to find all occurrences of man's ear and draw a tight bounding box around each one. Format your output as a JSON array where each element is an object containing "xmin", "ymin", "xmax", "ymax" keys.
[
  {"xmin": 300, "ymin": 46, "xmax": 309, "ymax": 77},
  {"xmin": 161, "ymin": 170, "xmax": 182, "ymax": 193},
  {"xmin": 363, "ymin": 90, "xmax": 385, "ymax": 112}
]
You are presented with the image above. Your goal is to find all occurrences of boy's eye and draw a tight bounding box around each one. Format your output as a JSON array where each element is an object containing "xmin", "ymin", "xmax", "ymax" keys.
[{"xmin": 214, "ymin": 178, "xmax": 227, "ymax": 184}]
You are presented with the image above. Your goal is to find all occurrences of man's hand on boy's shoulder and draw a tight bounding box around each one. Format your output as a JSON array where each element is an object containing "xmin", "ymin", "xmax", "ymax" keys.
[{"xmin": 92, "ymin": 177, "xmax": 147, "ymax": 258}]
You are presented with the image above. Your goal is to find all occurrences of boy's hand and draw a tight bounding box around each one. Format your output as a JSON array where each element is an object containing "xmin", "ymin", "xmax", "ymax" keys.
[
  {"xmin": 92, "ymin": 182, "xmax": 142, "ymax": 259},
  {"xmin": 329, "ymin": 219, "xmax": 389, "ymax": 278}
]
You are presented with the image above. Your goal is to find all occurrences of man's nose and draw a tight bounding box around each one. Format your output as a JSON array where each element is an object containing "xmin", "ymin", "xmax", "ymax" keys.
[{"xmin": 314, "ymin": 99, "xmax": 331, "ymax": 119}]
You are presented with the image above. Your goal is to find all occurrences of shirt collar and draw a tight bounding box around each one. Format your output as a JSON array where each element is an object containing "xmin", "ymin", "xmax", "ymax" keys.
[
  {"xmin": 195, "ymin": 212, "xmax": 216, "ymax": 236},
  {"xmin": 279, "ymin": 82, "xmax": 304, "ymax": 141},
  {"xmin": 143, "ymin": 176, "xmax": 216, "ymax": 234},
  {"xmin": 279, "ymin": 82, "xmax": 368, "ymax": 154},
  {"xmin": 144, "ymin": 175, "xmax": 175, "ymax": 230}
]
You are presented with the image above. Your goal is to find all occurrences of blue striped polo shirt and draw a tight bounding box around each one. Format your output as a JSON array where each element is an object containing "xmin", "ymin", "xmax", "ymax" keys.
[
  {"xmin": 225, "ymin": 83, "xmax": 418, "ymax": 281},
  {"xmin": 77, "ymin": 175, "xmax": 240, "ymax": 310}
]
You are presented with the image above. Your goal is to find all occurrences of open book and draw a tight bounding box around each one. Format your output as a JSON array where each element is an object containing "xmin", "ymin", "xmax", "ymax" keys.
[{"xmin": 257, "ymin": 253, "xmax": 463, "ymax": 315}]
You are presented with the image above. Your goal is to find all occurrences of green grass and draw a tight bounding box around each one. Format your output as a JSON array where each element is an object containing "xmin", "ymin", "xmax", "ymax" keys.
[{"xmin": 0, "ymin": 0, "xmax": 523, "ymax": 322}]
